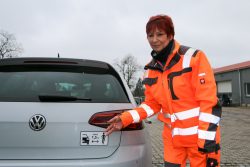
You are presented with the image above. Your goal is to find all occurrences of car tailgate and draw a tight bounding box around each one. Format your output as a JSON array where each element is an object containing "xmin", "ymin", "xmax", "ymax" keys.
[{"xmin": 0, "ymin": 102, "xmax": 133, "ymax": 160}]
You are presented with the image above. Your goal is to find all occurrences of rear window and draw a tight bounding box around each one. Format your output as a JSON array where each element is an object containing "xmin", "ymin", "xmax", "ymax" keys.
[{"xmin": 0, "ymin": 65, "xmax": 130, "ymax": 103}]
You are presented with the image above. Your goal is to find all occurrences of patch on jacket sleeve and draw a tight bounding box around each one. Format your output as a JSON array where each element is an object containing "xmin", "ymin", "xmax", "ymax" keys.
[
  {"xmin": 200, "ymin": 78, "xmax": 205, "ymax": 84},
  {"xmin": 142, "ymin": 77, "xmax": 158, "ymax": 86}
]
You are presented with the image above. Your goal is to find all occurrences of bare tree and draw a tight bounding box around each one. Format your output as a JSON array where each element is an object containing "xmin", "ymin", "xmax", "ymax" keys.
[
  {"xmin": 0, "ymin": 30, "xmax": 24, "ymax": 58},
  {"xmin": 113, "ymin": 54, "xmax": 143, "ymax": 89}
]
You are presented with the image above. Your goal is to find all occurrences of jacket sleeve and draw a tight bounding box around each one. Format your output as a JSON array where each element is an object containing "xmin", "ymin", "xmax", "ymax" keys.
[
  {"xmin": 118, "ymin": 71, "xmax": 161, "ymax": 128},
  {"xmin": 190, "ymin": 51, "xmax": 222, "ymax": 152}
]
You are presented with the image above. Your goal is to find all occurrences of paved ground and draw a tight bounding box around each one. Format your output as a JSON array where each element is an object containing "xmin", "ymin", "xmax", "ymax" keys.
[{"xmin": 146, "ymin": 107, "xmax": 250, "ymax": 167}]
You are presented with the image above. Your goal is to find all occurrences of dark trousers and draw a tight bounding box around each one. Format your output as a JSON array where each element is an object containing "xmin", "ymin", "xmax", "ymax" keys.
[{"xmin": 223, "ymin": 99, "xmax": 230, "ymax": 106}]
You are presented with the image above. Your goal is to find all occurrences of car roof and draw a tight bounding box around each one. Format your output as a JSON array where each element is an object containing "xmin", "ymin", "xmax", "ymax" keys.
[{"xmin": 0, "ymin": 57, "xmax": 109, "ymax": 69}]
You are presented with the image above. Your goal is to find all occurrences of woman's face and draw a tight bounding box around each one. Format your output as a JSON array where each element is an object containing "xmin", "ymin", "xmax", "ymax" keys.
[{"xmin": 147, "ymin": 29, "xmax": 172, "ymax": 53}]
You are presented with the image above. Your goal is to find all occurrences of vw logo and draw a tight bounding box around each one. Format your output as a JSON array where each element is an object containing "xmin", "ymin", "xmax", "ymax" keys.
[{"xmin": 29, "ymin": 114, "xmax": 46, "ymax": 131}]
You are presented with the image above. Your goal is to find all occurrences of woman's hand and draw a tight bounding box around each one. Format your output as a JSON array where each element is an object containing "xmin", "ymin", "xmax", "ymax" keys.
[{"xmin": 104, "ymin": 116, "xmax": 124, "ymax": 136}]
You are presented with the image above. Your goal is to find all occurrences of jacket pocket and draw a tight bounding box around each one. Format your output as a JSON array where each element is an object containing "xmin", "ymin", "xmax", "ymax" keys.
[{"xmin": 142, "ymin": 77, "xmax": 158, "ymax": 86}]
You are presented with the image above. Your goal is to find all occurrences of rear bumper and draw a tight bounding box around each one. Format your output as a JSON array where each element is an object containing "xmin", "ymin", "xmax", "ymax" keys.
[
  {"xmin": 0, "ymin": 128, "xmax": 152, "ymax": 167},
  {"xmin": 0, "ymin": 145, "xmax": 151, "ymax": 167}
]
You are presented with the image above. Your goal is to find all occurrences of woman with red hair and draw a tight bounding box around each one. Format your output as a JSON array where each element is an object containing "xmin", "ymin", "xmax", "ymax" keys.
[{"xmin": 105, "ymin": 14, "xmax": 221, "ymax": 167}]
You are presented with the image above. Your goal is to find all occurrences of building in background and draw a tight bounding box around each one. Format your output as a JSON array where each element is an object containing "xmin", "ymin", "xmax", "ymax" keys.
[{"xmin": 214, "ymin": 61, "xmax": 250, "ymax": 107}]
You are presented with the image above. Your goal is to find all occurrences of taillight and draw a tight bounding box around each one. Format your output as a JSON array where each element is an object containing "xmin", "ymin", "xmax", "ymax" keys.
[
  {"xmin": 88, "ymin": 110, "xmax": 144, "ymax": 131},
  {"xmin": 89, "ymin": 111, "xmax": 120, "ymax": 128}
]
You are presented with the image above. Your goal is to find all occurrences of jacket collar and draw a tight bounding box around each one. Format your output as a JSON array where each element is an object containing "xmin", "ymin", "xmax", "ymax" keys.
[{"xmin": 145, "ymin": 40, "xmax": 181, "ymax": 72}]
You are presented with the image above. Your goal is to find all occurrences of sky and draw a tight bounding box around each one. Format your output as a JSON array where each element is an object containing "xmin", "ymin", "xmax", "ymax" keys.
[{"xmin": 1, "ymin": 0, "xmax": 250, "ymax": 75}]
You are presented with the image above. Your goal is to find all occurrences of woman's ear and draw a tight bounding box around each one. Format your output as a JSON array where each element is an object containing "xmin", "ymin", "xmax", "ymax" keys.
[{"xmin": 168, "ymin": 35, "xmax": 173, "ymax": 40}]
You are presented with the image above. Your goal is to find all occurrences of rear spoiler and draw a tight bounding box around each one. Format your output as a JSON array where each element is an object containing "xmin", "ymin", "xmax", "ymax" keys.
[{"xmin": 0, "ymin": 58, "xmax": 109, "ymax": 69}]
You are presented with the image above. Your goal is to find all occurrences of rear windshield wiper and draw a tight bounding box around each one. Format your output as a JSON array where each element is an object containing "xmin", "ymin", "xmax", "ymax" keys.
[{"xmin": 38, "ymin": 93, "xmax": 92, "ymax": 102}]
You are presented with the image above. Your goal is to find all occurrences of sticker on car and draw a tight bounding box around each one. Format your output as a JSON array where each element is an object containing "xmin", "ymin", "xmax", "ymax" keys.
[{"xmin": 80, "ymin": 132, "xmax": 108, "ymax": 146}]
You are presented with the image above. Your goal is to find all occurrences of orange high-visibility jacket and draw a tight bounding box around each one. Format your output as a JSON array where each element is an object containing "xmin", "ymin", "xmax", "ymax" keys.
[{"xmin": 119, "ymin": 40, "xmax": 221, "ymax": 150}]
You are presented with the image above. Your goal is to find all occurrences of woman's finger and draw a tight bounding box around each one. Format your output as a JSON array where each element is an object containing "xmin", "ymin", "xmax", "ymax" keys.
[
  {"xmin": 104, "ymin": 124, "xmax": 114, "ymax": 133},
  {"xmin": 107, "ymin": 116, "xmax": 118, "ymax": 123},
  {"xmin": 105, "ymin": 116, "xmax": 123, "ymax": 136},
  {"xmin": 105, "ymin": 126, "xmax": 115, "ymax": 136}
]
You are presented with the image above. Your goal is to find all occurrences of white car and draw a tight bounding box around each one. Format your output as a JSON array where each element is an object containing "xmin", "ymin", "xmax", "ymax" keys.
[{"xmin": 0, "ymin": 58, "xmax": 152, "ymax": 167}]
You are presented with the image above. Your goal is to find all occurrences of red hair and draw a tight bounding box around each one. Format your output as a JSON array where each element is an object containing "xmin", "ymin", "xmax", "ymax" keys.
[{"xmin": 146, "ymin": 14, "xmax": 175, "ymax": 39}]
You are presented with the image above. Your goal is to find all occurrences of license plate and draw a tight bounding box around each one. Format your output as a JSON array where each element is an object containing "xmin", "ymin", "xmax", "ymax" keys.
[{"xmin": 80, "ymin": 132, "xmax": 108, "ymax": 146}]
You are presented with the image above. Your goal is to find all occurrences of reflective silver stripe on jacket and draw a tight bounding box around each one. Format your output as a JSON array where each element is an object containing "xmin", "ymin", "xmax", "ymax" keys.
[
  {"xmin": 165, "ymin": 123, "xmax": 171, "ymax": 129},
  {"xmin": 172, "ymin": 126, "xmax": 217, "ymax": 140},
  {"xmin": 199, "ymin": 112, "xmax": 220, "ymax": 125},
  {"xmin": 139, "ymin": 104, "xmax": 154, "ymax": 117},
  {"xmin": 172, "ymin": 126, "xmax": 198, "ymax": 137},
  {"xmin": 174, "ymin": 107, "xmax": 200, "ymax": 121},
  {"xmin": 160, "ymin": 109, "xmax": 171, "ymax": 118},
  {"xmin": 160, "ymin": 110, "xmax": 172, "ymax": 129},
  {"xmin": 161, "ymin": 107, "xmax": 200, "ymax": 123},
  {"xmin": 128, "ymin": 110, "xmax": 140, "ymax": 123},
  {"xmin": 183, "ymin": 48, "xmax": 196, "ymax": 69},
  {"xmin": 144, "ymin": 69, "xmax": 149, "ymax": 79},
  {"xmin": 198, "ymin": 129, "xmax": 216, "ymax": 140}
]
